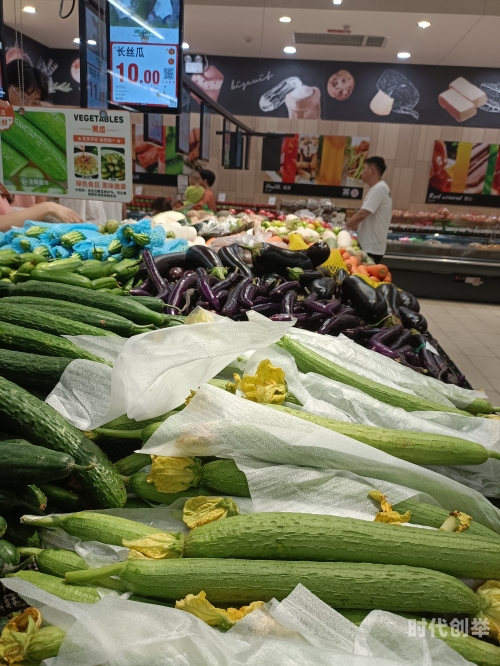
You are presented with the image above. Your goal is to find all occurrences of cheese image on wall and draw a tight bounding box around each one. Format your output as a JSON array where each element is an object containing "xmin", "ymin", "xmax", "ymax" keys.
[{"xmin": 438, "ymin": 78, "xmax": 487, "ymax": 122}]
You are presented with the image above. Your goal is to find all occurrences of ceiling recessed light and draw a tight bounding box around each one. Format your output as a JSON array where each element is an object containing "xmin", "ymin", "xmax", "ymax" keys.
[
  {"xmin": 279, "ymin": 16, "xmax": 291, "ymax": 23},
  {"xmin": 23, "ymin": 6, "xmax": 36, "ymax": 12},
  {"xmin": 87, "ymin": 39, "xmax": 97, "ymax": 45},
  {"xmin": 418, "ymin": 20, "xmax": 431, "ymax": 29},
  {"xmin": 182, "ymin": 42, "xmax": 189, "ymax": 49},
  {"xmin": 333, "ymin": 0, "xmax": 342, "ymax": 5},
  {"xmin": 73, "ymin": 37, "xmax": 80, "ymax": 44},
  {"xmin": 397, "ymin": 52, "xmax": 411, "ymax": 59},
  {"xmin": 284, "ymin": 46, "xmax": 296, "ymax": 54}
]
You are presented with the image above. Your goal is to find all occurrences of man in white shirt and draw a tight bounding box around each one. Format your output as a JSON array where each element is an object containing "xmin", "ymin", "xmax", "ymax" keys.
[{"xmin": 345, "ymin": 156, "xmax": 392, "ymax": 263}]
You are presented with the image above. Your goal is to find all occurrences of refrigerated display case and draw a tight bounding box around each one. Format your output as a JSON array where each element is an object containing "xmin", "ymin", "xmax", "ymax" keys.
[{"xmin": 385, "ymin": 213, "xmax": 500, "ymax": 303}]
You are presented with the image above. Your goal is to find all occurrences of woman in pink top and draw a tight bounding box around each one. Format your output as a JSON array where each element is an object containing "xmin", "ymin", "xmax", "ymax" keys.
[{"xmin": 0, "ymin": 190, "xmax": 82, "ymax": 232}]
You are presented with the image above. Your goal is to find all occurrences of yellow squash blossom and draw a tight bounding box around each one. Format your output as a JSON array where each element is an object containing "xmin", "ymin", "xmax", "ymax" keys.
[
  {"xmin": 231, "ymin": 359, "xmax": 287, "ymax": 405},
  {"xmin": 123, "ymin": 532, "xmax": 185, "ymax": 560},
  {"xmin": 176, "ymin": 591, "xmax": 265, "ymax": 631},
  {"xmin": 183, "ymin": 496, "xmax": 240, "ymax": 529},
  {"xmin": 368, "ymin": 490, "xmax": 411, "ymax": 525},
  {"xmin": 147, "ymin": 455, "xmax": 202, "ymax": 493}
]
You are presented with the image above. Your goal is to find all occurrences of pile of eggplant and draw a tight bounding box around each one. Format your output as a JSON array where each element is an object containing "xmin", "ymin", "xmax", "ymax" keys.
[{"xmin": 135, "ymin": 243, "xmax": 465, "ymax": 387}]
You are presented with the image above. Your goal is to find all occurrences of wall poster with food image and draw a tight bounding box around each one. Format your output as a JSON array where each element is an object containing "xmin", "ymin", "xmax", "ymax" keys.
[
  {"xmin": 131, "ymin": 114, "xmax": 182, "ymax": 184},
  {"xmin": 262, "ymin": 133, "xmax": 369, "ymax": 197},
  {"xmin": 0, "ymin": 107, "xmax": 132, "ymax": 201},
  {"xmin": 427, "ymin": 139, "xmax": 500, "ymax": 207}
]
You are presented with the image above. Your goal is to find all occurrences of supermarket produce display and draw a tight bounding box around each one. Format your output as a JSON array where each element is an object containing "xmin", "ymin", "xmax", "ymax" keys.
[{"xmin": 1, "ymin": 212, "xmax": 500, "ymax": 665}]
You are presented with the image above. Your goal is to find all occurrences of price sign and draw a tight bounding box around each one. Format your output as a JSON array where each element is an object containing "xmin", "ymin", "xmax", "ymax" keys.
[{"xmin": 110, "ymin": 43, "xmax": 178, "ymax": 108}]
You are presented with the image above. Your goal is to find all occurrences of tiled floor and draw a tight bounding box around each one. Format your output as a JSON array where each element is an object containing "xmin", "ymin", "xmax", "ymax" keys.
[{"xmin": 419, "ymin": 299, "xmax": 500, "ymax": 406}]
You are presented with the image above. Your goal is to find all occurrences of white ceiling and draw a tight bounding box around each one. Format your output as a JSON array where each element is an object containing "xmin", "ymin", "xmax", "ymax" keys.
[{"xmin": 3, "ymin": 0, "xmax": 500, "ymax": 68}]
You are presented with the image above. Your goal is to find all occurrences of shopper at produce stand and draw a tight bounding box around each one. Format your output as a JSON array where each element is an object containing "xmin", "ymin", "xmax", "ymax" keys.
[
  {"xmin": 6, "ymin": 60, "xmax": 49, "ymax": 107},
  {"xmin": 345, "ymin": 156, "xmax": 392, "ymax": 263},
  {"xmin": 198, "ymin": 168, "xmax": 218, "ymax": 213},
  {"xmin": 0, "ymin": 197, "xmax": 82, "ymax": 231}
]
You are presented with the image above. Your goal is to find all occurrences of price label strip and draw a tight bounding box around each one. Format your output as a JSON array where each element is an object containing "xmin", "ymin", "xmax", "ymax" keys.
[{"xmin": 110, "ymin": 43, "xmax": 178, "ymax": 107}]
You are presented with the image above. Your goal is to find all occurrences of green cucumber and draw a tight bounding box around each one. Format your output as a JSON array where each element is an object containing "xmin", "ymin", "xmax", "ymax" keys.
[
  {"xmin": 24, "ymin": 111, "xmax": 67, "ymax": 152},
  {"xmin": 0, "ymin": 439, "xmax": 92, "ymax": 485},
  {"xmin": 38, "ymin": 484, "xmax": 83, "ymax": 512},
  {"xmin": 22, "ymin": 510, "xmax": 167, "ymax": 546},
  {"xmin": 0, "ymin": 282, "xmax": 14, "ymax": 297},
  {"xmin": 65, "ymin": 558, "xmax": 482, "ymax": 617},
  {"xmin": 114, "ymin": 452, "xmax": 151, "ymax": 475},
  {"xmin": 2, "ymin": 112, "xmax": 67, "ymax": 182},
  {"xmin": 0, "ymin": 303, "xmax": 118, "ymax": 337},
  {"xmin": 4, "ymin": 296, "xmax": 153, "ymax": 336},
  {"xmin": 201, "ymin": 459, "xmax": 250, "ymax": 497},
  {"xmin": 8, "ymin": 570, "xmax": 100, "ymax": 603},
  {"xmin": 30, "ymin": 269, "xmax": 93, "ymax": 288},
  {"xmin": 0, "ymin": 320, "xmax": 111, "ymax": 365},
  {"xmin": 183, "ymin": 512, "xmax": 500, "ymax": 580},
  {"xmin": 0, "ymin": 349, "xmax": 72, "ymax": 390},
  {"xmin": 393, "ymin": 498, "xmax": 500, "ymax": 542},
  {"xmin": 1, "ymin": 141, "xmax": 28, "ymax": 179},
  {"xmin": 76, "ymin": 261, "xmax": 115, "ymax": 280},
  {"xmin": 131, "ymin": 295, "xmax": 165, "ymax": 312},
  {"xmin": 0, "ymin": 516, "xmax": 6, "ymax": 538},
  {"xmin": 339, "ymin": 609, "xmax": 500, "ymax": 666},
  {"xmin": 91, "ymin": 277, "xmax": 118, "ymax": 290},
  {"xmin": 3, "ymin": 511, "xmax": 40, "ymax": 548},
  {"xmin": 270, "ymin": 404, "xmax": 500, "ymax": 467},
  {"xmin": 34, "ymin": 548, "xmax": 127, "ymax": 591},
  {"xmin": 0, "ymin": 376, "xmax": 126, "ymax": 508},
  {"xmin": 280, "ymin": 337, "xmax": 472, "ymax": 416},
  {"xmin": 36, "ymin": 259, "xmax": 83, "ymax": 272},
  {"xmin": 14, "ymin": 281, "xmax": 164, "ymax": 326}
]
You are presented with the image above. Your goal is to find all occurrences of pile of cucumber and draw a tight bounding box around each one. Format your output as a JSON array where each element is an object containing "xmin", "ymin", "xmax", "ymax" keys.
[
  {"xmin": 0, "ymin": 248, "xmax": 141, "ymax": 294},
  {"xmin": 0, "ymin": 279, "xmax": 171, "ymax": 514}
]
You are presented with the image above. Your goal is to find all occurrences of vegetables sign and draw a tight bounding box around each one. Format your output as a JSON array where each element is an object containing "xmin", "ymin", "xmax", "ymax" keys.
[{"xmin": 0, "ymin": 107, "xmax": 132, "ymax": 202}]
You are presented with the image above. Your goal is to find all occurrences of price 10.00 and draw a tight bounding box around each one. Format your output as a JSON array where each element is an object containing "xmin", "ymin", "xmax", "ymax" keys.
[{"xmin": 116, "ymin": 63, "xmax": 160, "ymax": 86}]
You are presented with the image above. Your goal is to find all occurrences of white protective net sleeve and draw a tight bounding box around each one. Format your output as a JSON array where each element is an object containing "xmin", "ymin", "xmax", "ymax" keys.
[
  {"xmin": 141, "ymin": 384, "xmax": 500, "ymax": 534},
  {"xmin": 1, "ymin": 580, "xmax": 472, "ymax": 666}
]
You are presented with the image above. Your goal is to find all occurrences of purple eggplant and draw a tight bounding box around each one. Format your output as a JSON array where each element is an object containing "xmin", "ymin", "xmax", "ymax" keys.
[
  {"xmin": 197, "ymin": 276, "xmax": 220, "ymax": 310},
  {"xmin": 197, "ymin": 301, "xmax": 210, "ymax": 310},
  {"xmin": 318, "ymin": 314, "xmax": 359, "ymax": 336},
  {"xmin": 164, "ymin": 273, "xmax": 199, "ymax": 315},
  {"xmin": 129, "ymin": 288, "xmax": 152, "ymax": 297},
  {"xmin": 281, "ymin": 289, "xmax": 298, "ymax": 315},
  {"xmin": 390, "ymin": 329, "xmax": 413, "ymax": 350},
  {"xmin": 141, "ymin": 252, "xmax": 188, "ymax": 278},
  {"xmin": 250, "ymin": 243, "xmax": 313, "ymax": 276},
  {"xmin": 419, "ymin": 347, "xmax": 440, "ymax": 378},
  {"xmin": 186, "ymin": 245, "xmax": 223, "ymax": 271},
  {"xmin": 259, "ymin": 274, "xmax": 283, "ymax": 292},
  {"xmin": 218, "ymin": 245, "xmax": 254, "ymax": 277},
  {"xmin": 400, "ymin": 307, "xmax": 428, "ymax": 334},
  {"xmin": 196, "ymin": 267, "xmax": 208, "ymax": 278},
  {"xmin": 253, "ymin": 295, "xmax": 268, "ymax": 305},
  {"xmin": 168, "ymin": 266, "xmax": 185, "ymax": 281},
  {"xmin": 287, "ymin": 267, "xmax": 325, "ymax": 285},
  {"xmin": 212, "ymin": 270, "xmax": 241, "ymax": 294},
  {"xmin": 239, "ymin": 280, "xmax": 256, "ymax": 308},
  {"xmin": 370, "ymin": 340, "xmax": 401, "ymax": 360},
  {"xmin": 370, "ymin": 325, "xmax": 404, "ymax": 347},
  {"xmin": 270, "ymin": 280, "xmax": 300, "ymax": 299},
  {"xmin": 341, "ymin": 326, "xmax": 364, "ymax": 339},
  {"xmin": 250, "ymin": 302, "xmax": 281, "ymax": 317},
  {"xmin": 405, "ymin": 351, "xmax": 422, "ymax": 367},
  {"xmin": 342, "ymin": 275, "xmax": 388, "ymax": 325},
  {"xmin": 217, "ymin": 290, "xmax": 230, "ymax": 306},
  {"xmin": 142, "ymin": 249, "xmax": 165, "ymax": 294},
  {"xmin": 357, "ymin": 328, "xmax": 383, "ymax": 342},
  {"xmin": 222, "ymin": 278, "xmax": 250, "ymax": 317},
  {"xmin": 304, "ymin": 241, "xmax": 331, "ymax": 267},
  {"xmin": 399, "ymin": 290, "xmax": 420, "ymax": 313},
  {"xmin": 310, "ymin": 278, "xmax": 336, "ymax": 300},
  {"xmin": 270, "ymin": 313, "xmax": 308, "ymax": 322},
  {"xmin": 377, "ymin": 283, "xmax": 401, "ymax": 322}
]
